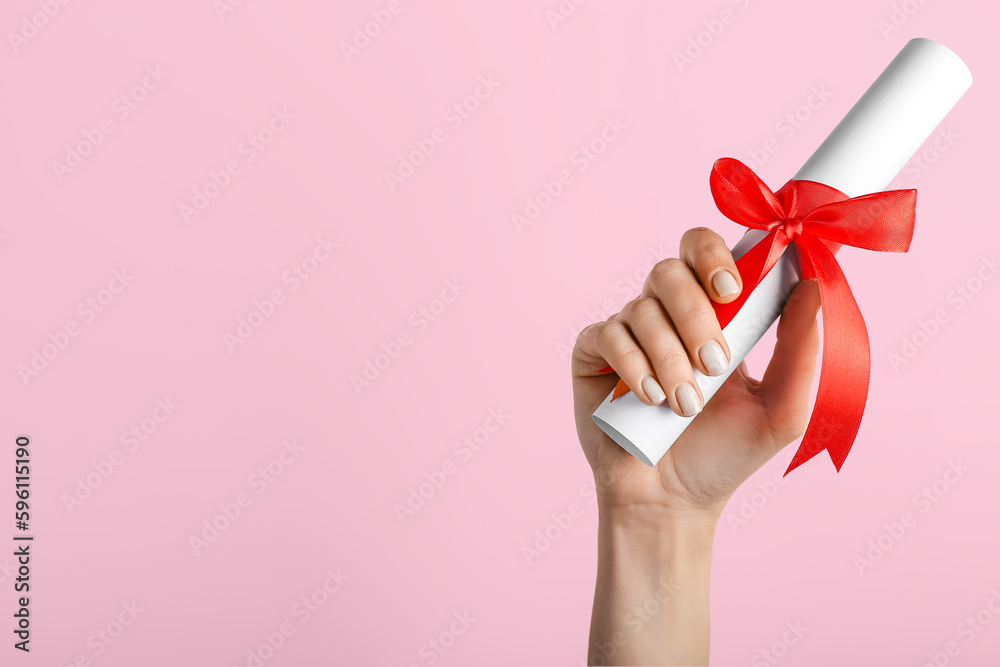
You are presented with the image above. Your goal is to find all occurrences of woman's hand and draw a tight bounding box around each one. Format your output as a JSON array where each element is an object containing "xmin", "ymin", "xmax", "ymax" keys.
[
  {"xmin": 575, "ymin": 228, "xmax": 822, "ymax": 666},
  {"xmin": 572, "ymin": 226, "xmax": 822, "ymax": 516}
]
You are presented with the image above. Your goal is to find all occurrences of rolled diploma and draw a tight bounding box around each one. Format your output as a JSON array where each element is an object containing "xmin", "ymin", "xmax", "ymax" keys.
[{"xmin": 592, "ymin": 37, "xmax": 973, "ymax": 467}]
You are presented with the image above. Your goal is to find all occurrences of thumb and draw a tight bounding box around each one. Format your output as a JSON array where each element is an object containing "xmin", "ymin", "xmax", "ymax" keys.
[{"xmin": 758, "ymin": 279, "xmax": 822, "ymax": 441}]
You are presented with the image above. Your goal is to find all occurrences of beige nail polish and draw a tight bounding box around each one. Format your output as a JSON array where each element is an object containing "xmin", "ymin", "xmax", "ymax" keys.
[
  {"xmin": 641, "ymin": 376, "xmax": 667, "ymax": 404},
  {"xmin": 675, "ymin": 383, "xmax": 703, "ymax": 417},
  {"xmin": 712, "ymin": 270, "xmax": 740, "ymax": 297},
  {"xmin": 699, "ymin": 340, "xmax": 730, "ymax": 377}
]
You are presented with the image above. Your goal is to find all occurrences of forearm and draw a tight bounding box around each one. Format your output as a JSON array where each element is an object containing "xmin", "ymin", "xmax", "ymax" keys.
[{"xmin": 588, "ymin": 504, "xmax": 719, "ymax": 666}]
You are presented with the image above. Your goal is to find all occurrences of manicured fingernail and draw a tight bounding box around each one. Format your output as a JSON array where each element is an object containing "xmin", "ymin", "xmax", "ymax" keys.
[
  {"xmin": 712, "ymin": 270, "xmax": 740, "ymax": 297},
  {"xmin": 675, "ymin": 383, "xmax": 703, "ymax": 417},
  {"xmin": 641, "ymin": 376, "xmax": 667, "ymax": 405},
  {"xmin": 699, "ymin": 340, "xmax": 729, "ymax": 377}
]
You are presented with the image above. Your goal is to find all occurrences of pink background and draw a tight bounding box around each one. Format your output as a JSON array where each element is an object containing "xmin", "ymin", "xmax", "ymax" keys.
[{"xmin": 2, "ymin": 1, "xmax": 998, "ymax": 665}]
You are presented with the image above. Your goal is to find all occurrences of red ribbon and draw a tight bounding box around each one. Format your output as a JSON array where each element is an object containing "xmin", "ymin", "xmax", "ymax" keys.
[{"xmin": 600, "ymin": 158, "xmax": 916, "ymax": 475}]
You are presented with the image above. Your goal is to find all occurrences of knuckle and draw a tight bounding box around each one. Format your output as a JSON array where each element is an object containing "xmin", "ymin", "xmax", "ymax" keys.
[
  {"xmin": 701, "ymin": 247, "xmax": 735, "ymax": 271},
  {"xmin": 680, "ymin": 226, "xmax": 719, "ymax": 253},
  {"xmin": 675, "ymin": 303, "xmax": 718, "ymax": 329},
  {"xmin": 681, "ymin": 226, "xmax": 715, "ymax": 246},
  {"xmin": 620, "ymin": 295, "xmax": 659, "ymax": 321},
  {"xmin": 682, "ymin": 228, "xmax": 731, "ymax": 266},
  {"xmin": 593, "ymin": 321, "xmax": 617, "ymax": 348},
  {"xmin": 647, "ymin": 257, "xmax": 687, "ymax": 287},
  {"xmin": 595, "ymin": 321, "xmax": 629, "ymax": 352},
  {"xmin": 576, "ymin": 321, "xmax": 602, "ymax": 344},
  {"xmin": 650, "ymin": 347, "xmax": 690, "ymax": 374},
  {"xmin": 618, "ymin": 348, "xmax": 650, "ymax": 371}
]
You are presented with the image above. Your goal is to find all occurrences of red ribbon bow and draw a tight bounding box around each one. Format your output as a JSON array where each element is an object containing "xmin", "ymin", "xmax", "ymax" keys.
[{"xmin": 603, "ymin": 158, "xmax": 917, "ymax": 475}]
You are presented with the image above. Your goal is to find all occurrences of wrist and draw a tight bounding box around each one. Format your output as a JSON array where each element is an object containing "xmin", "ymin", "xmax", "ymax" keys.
[{"xmin": 597, "ymin": 503, "xmax": 718, "ymax": 574}]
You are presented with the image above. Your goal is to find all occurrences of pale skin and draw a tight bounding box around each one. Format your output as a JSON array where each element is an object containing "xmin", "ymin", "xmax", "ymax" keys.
[{"xmin": 571, "ymin": 227, "xmax": 823, "ymax": 666}]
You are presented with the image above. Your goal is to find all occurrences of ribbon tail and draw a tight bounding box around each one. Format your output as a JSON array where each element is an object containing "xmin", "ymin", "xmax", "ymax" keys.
[
  {"xmin": 610, "ymin": 377, "xmax": 632, "ymax": 401},
  {"xmin": 711, "ymin": 230, "xmax": 786, "ymax": 329},
  {"xmin": 784, "ymin": 235, "xmax": 871, "ymax": 475}
]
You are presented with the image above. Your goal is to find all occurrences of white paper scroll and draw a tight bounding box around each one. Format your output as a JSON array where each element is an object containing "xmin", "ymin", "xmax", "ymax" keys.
[{"xmin": 592, "ymin": 38, "xmax": 973, "ymax": 467}]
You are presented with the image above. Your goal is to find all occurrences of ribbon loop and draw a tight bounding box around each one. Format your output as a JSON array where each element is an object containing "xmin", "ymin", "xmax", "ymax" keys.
[
  {"xmin": 709, "ymin": 158, "xmax": 785, "ymax": 229},
  {"xmin": 610, "ymin": 158, "xmax": 917, "ymax": 475}
]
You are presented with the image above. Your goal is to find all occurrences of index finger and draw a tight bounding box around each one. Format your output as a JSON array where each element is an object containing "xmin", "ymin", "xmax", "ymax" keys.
[{"xmin": 679, "ymin": 227, "xmax": 743, "ymax": 304}]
